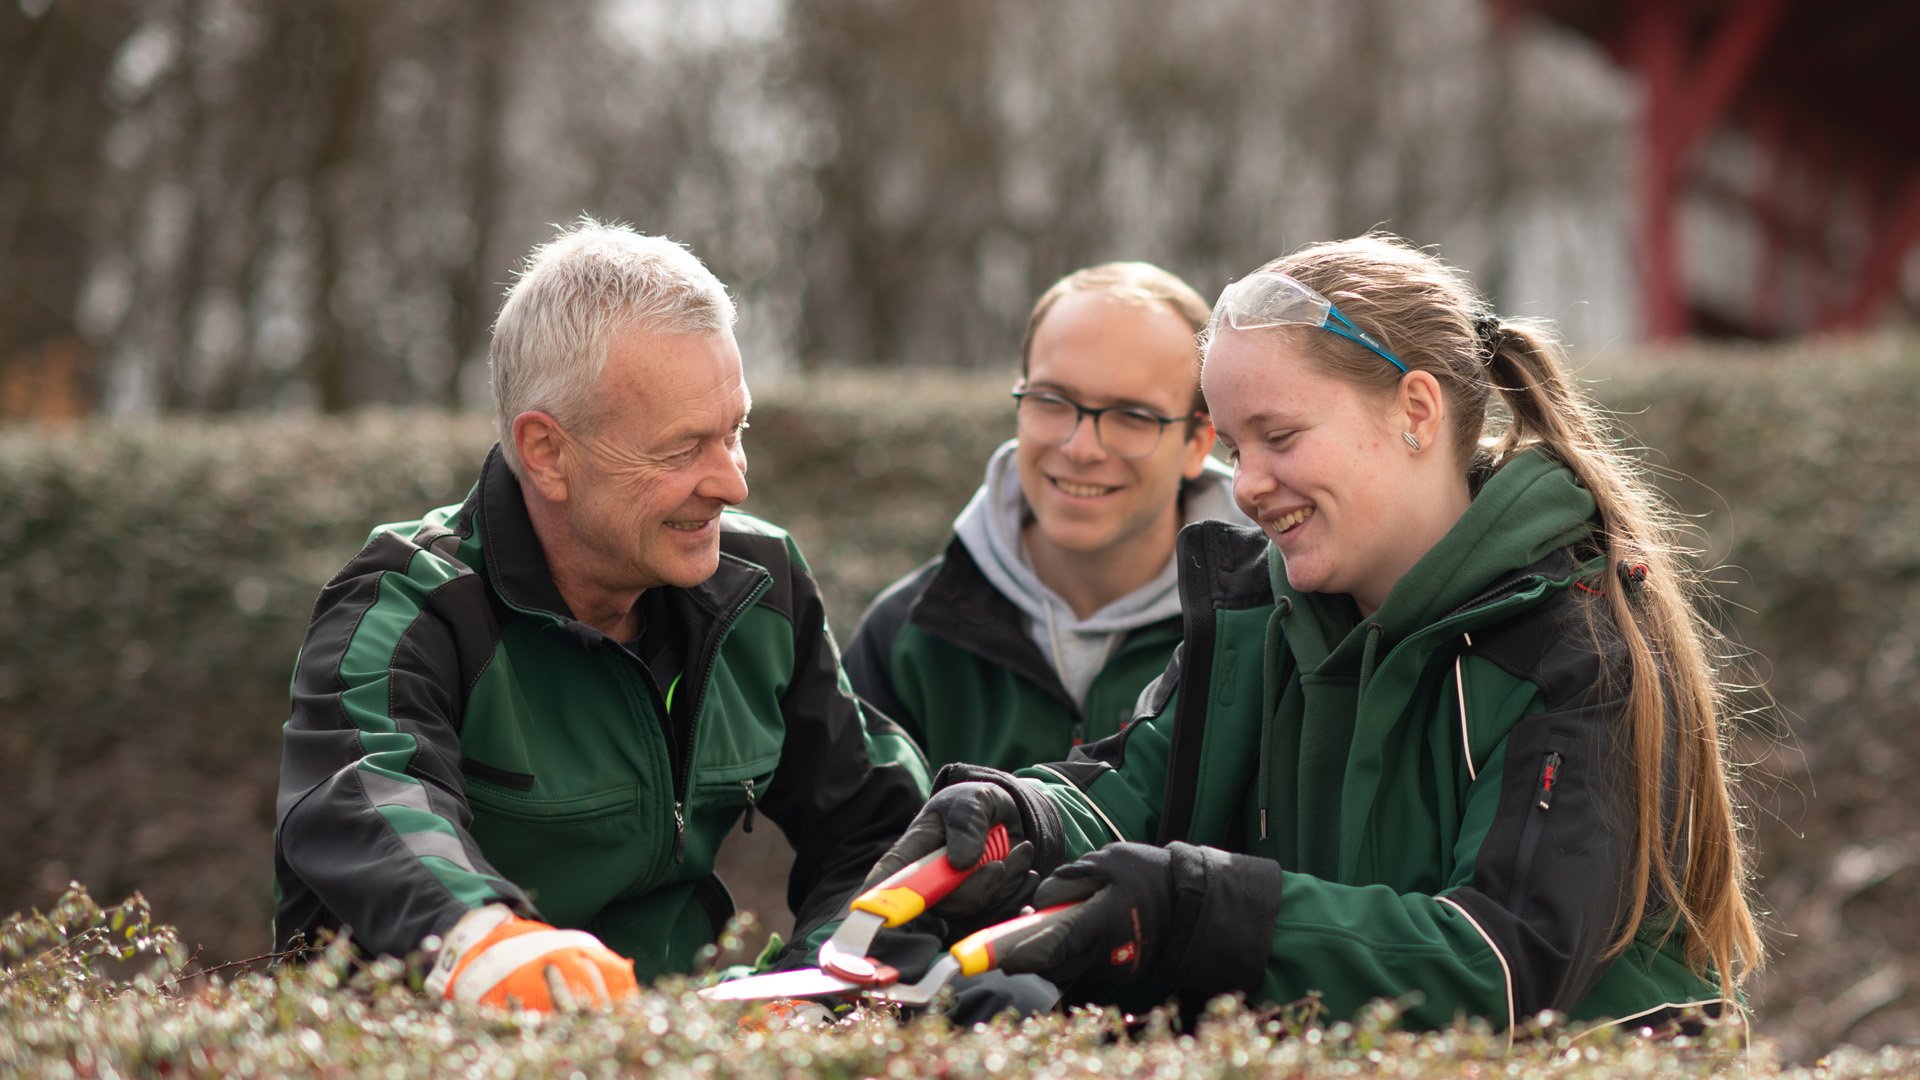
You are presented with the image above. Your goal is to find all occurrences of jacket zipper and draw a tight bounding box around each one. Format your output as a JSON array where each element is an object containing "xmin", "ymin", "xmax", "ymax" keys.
[
  {"xmin": 1509, "ymin": 750, "xmax": 1563, "ymax": 907},
  {"xmin": 1536, "ymin": 751, "xmax": 1562, "ymax": 810},
  {"xmin": 670, "ymin": 573, "xmax": 771, "ymax": 864},
  {"xmin": 740, "ymin": 780, "xmax": 757, "ymax": 833}
]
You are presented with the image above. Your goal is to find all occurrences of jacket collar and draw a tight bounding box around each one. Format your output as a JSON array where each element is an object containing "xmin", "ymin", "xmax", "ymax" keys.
[
  {"xmin": 913, "ymin": 536, "xmax": 1071, "ymax": 706},
  {"xmin": 1274, "ymin": 449, "xmax": 1597, "ymax": 676},
  {"xmin": 474, "ymin": 444, "xmax": 575, "ymax": 620}
]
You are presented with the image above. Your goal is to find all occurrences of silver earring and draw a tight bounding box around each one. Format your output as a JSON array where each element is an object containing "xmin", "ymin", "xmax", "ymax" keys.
[{"xmin": 1402, "ymin": 431, "xmax": 1421, "ymax": 451}]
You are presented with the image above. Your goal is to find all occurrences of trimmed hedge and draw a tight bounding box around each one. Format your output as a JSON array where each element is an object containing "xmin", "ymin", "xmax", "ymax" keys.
[
  {"xmin": 2, "ymin": 342, "xmax": 1915, "ymax": 1061},
  {"xmin": 15, "ymin": 884, "xmax": 1904, "ymax": 1080}
]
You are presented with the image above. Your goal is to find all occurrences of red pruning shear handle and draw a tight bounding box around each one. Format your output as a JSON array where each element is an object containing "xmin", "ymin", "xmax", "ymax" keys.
[
  {"xmin": 697, "ymin": 824, "xmax": 1017, "ymax": 1002},
  {"xmin": 817, "ymin": 823, "xmax": 1012, "ymax": 983}
]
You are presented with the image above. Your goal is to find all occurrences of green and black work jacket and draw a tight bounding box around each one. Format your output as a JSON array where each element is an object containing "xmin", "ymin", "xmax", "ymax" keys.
[
  {"xmin": 845, "ymin": 538, "xmax": 1183, "ymax": 773},
  {"xmin": 274, "ymin": 446, "xmax": 930, "ymax": 980},
  {"xmin": 1012, "ymin": 451, "xmax": 1732, "ymax": 1030}
]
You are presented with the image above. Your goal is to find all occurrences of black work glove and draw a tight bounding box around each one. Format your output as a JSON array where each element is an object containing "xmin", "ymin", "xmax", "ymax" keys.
[
  {"xmin": 859, "ymin": 766, "xmax": 1066, "ymax": 928},
  {"xmin": 863, "ymin": 922, "xmax": 949, "ymax": 983},
  {"xmin": 865, "ymin": 924, "xmax": 1061, "ymax": 1025},
  {"xmin": 995, "ymin": 841, "xmax": 1284, "ymax": 996},
  {"xmin": 944, "ymin": 970, "xmax": 1061, "ymax": 1026}
]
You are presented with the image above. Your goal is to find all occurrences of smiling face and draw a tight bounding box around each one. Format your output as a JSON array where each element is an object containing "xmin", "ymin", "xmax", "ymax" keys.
[
  {"xmin": 559, "ymin": 325, "xmax": 752, "ymax": 594},
  {"xmin": 1016, "ymin": 291, "xmax": 1213, "ymax": 574},
  {"xmin": 1204, "ymin": 326, "xmax": 1449, "ymax": 613}
]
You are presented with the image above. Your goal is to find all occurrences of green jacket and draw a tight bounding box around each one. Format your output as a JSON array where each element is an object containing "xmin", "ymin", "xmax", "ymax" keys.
[
  {"xmin": 274, "ymin": 447, "xmax": 930, "ymax": 980},
  {"xmin": 1016, "ymin": 452, "xmax": 1729, "ymax": 1030},
  {"xmin": 844, "ymin": 538, "xmax": 1182, "ymax": 771}
]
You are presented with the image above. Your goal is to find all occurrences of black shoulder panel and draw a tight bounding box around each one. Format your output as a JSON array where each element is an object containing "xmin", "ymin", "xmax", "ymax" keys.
[
  {"xmin": 843, "ymin": 555, "xmax": 944, "ymax": 735},
  {"xmin": 1179, "ymin": 520, "xmax": 1273, "ymax": 612},
  {"xmin": 1468, "ymin": 585, "xmax": 1623, "ymax": 711},
  {"xmin": 720, "ymin": 527, "xmax": 796, "ymax": 623}
]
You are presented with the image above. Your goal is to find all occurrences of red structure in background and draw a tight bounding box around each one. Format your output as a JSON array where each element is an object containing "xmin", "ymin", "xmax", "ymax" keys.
[{"xmin": 1495, "ymin": 0, "xmax": 1920, "ymax": 338}]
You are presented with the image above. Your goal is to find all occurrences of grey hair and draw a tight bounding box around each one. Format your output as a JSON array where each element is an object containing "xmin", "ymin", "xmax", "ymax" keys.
[{"xmin": 489, "ymin": 215, "xmax": 737, "ymax": 475}]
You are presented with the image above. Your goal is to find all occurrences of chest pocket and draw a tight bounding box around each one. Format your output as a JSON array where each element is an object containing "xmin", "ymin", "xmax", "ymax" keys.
[
  {"xmin": 455, "ymin": 636, "xmax": 672, "ymax": 926},
  {"xmin": 462, "ymin": 774, "xmax": 662, "ymax": 929},
  {"xmin": 685, "ymin": 610, "xmax": 789, "ymax": 811}
]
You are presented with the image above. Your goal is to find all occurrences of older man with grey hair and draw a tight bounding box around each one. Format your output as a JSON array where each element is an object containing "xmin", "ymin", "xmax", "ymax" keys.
[{"xmin": 273, "ymin": 217, "xmax": 930, "ymax": 1011}]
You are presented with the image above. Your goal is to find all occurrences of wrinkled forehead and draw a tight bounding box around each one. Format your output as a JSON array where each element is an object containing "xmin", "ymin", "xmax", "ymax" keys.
[{"xmin": 595, "ymin": 328, "xmax": 747, "ymax": 423}]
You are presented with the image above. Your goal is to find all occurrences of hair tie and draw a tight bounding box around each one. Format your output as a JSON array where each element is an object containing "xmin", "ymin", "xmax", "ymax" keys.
[{"xmin": 1473, "ymin": 314, "xmax": 1503, "ymax": 366}]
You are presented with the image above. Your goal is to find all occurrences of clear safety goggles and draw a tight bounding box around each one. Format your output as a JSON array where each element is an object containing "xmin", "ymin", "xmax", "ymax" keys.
[{"xmin": 1211, "ymin": 271, "xmax": 1408, "ymax": 373}]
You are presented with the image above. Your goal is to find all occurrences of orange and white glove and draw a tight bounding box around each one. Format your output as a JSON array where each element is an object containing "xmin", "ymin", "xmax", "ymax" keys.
[{"xmin": 424, "ymin": 905, "xmax": 640, "ymax": 1011}]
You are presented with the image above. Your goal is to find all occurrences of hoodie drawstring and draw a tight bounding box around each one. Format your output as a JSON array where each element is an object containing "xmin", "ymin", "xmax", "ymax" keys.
[
  {"xmin": 1041, "ymin": 593, "xmax": 1067, "ymax": 686},
  {"xmin": 1358, "ymin": 623, "xmax": 1385, "ymax": 699},
  {"xmin": 1455, "ymin": 631, "xmax": 1477, "ymax": 781},
  {"xmin": 1257, "ymin": 596, "xmax": 1293, "ymax": 841}
]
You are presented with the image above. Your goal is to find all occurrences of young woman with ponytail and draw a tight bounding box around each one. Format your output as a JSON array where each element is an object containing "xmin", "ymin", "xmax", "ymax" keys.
[{"xmin": 857, "ymin": 233, "xmax": 1763, "ymax": 1033}]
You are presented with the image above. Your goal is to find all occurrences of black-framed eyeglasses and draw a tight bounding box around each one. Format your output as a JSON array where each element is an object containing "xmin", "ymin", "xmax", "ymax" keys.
[{"xmin": 1011, "ymin": 387, "xmax": 1194, "ymax": 461}]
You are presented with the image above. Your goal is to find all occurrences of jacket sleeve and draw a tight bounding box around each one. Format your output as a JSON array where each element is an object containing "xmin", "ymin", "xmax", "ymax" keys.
[
  {"xmin": 841, "ymin": 566, "xmax": 926, "ymax": 747},
  {"xmin": 1251, "ymin": 674, "xmax": 1640, "ymax": 1030},
  {"xmin": 1013, "ymin": 648, "xmax": 1187, "ymax": 854},
  {"xmin": 755, "ymin": 535, "xmax": 932, "ymax": 952},
  {"xmin": 275, "ymin": 529, "xmax": 530, "ymax": 958}
]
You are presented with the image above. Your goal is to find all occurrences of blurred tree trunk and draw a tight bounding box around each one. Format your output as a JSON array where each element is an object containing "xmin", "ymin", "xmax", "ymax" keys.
[
  {"xmin": 1478, "ymin": 26, "xmax": 1521, "ymax": 301},
  {"xmin": 204, "ymin": 6, "xmax": 315, "ymax": 412},
  {"xmin": 152, "ymin": 0, "xmax": 211, "ymax": 411},
  {"xmin": 304, "ymin": 0, "xmax": 374, "ymax": 414},
  {"xmin": 445, "ymin": 0, "xmax": 512, "ymax": 408},
  {"xmin": 1319, "ymin": 0, "xmax": 1389, "ymax": 237},
  {"xmin": 787, "ymin": 0, "xmax": 1006, "ymax": 370},
  {"xmin": 0, "ymin": 1, "xmax": 135, "ymax": 410}
]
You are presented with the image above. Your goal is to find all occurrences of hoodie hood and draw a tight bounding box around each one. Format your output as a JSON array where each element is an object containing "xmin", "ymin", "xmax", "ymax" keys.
[
  {"xmin": 955, "ymin": 438, "xmax": 1247, "ymax": 707},
  {"xmin": 1273, "ymin": 448, "xmax": 1599, "ymax": 678}
]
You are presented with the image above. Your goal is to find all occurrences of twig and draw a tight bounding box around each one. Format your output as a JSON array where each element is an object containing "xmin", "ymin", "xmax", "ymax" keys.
[{"xmin": 161, "ymin": 947, "xmax": 306, "ymax": 992}]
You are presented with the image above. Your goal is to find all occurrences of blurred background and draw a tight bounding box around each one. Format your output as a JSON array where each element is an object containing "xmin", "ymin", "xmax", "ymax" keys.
[{"xmin": 4, "ymin": 0, "xmax": 1918, "ymax": 1063}]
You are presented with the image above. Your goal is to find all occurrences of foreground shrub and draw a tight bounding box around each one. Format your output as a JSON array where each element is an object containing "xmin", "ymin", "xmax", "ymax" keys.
[{"xmin": 6, "ymin": 885, "xmax": 1914, "ymax": 1079}]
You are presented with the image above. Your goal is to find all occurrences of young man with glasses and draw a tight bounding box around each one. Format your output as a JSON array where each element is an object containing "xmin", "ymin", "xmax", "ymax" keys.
[{"xmin": 845, "ymin": 263, "xmax": 1247, "ymax": 773}]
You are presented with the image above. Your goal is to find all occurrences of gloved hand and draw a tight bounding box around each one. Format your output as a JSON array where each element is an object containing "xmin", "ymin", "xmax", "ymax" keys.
[
  {"xmin": 862, "ymin": 922, "xmax": 951, "ymax": 983},
  {"xmin": 994, "ymin": 842, "xmax": 1284, "ymax": 996},
  {"xmin": 859, "ymin": 781, "xmax": 1040, "ymax": 927},
  {"xmin": 865, "ymin": 923, "xmax": 1061, "ymax": 1025},
  {"xmin": 424, "ymin": 904, "xmax": 640, "ymax": 1011},
  {"xmin": 996, "ymin": 842, "xmax": 1177, "ymax": 982}
]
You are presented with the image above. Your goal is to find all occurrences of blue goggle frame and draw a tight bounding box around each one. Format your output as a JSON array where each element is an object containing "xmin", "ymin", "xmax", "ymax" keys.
[{"xmin": 1212, "ymin": 271, "xmax": 1409, "ymax": 374}]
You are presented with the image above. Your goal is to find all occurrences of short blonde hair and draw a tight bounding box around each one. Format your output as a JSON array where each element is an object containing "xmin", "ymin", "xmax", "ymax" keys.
[{"xmin": 1020, "ymin": 262, "xmax": 1210, "ymax": 415}]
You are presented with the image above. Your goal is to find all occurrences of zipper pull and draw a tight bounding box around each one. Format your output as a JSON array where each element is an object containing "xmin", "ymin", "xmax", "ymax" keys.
[
  {"xmin": 673, "ymin": 801, "xmax": 687, "ymax": 863},
  {"xmin": 740, "ymin": 780, "xmax": 757, "ymax": 834},
  {"xmin": 1536, "ymin": 751, "xmax": 1563, "ymax": 810},
  {"xmin": 1071, "ymin": 720, "xmax": 1085, "ymax": 748}
]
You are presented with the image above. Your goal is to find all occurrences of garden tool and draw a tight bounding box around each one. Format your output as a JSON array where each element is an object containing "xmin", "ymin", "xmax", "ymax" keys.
[
  {"xmin": 698, "ymin": 898, "xmax": 1080, "ymax": 1004},
  {"xmin": 700, "ymin": 822, "xmax": 1069, "ymax": 1003}
]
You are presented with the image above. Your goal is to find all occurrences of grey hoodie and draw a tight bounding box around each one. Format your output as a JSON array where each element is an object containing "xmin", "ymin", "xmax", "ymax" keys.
[{"xmin": 953, "ymin": 438, "xmax": 1250, "ymax": 709}]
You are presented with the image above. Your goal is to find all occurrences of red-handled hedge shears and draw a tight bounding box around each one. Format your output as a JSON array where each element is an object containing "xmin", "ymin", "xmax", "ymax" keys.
[{"xmin": 699, "ymin": 824, "xmax": 1073, "ymax": 1005}]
